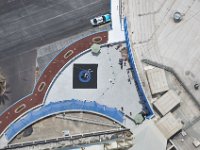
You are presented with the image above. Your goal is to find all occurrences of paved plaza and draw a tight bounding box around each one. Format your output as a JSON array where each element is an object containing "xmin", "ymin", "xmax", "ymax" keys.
[{"xmin": 45, "ymin": 44, "xmax": 143, "ymax": 118}]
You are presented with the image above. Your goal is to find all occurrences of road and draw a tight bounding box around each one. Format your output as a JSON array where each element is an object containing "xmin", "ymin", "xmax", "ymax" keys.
[
  {"xmin": 0, "ymin": 0, "xmax": 110, "ymax": 58},
  {"xmin": 0, "ymin": 0, "xmax": 110, "ymax": 113}
]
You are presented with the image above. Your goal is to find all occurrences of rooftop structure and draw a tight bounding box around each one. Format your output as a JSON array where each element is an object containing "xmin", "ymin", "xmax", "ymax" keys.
[
  {"xmin": 146, "ymin": 68, "xmax": 169, "ymax": 95},
  {"xmin": 132, "ymin": 120, "xmax": 167, "ymax": 150},
  {"xmin": 123, "ymin": 0, "xmax": 200, "ymax": 149},
  {"xmin": 5, "ymin": 100, "xmax": 124, "ymax": 143},
  {"xmin": 153, "ymin": 90, "xmax": 181, "ymax": 116},
  {"xmin": 156, "ymin": 112, "xmax": 183, "ymax": 139}
]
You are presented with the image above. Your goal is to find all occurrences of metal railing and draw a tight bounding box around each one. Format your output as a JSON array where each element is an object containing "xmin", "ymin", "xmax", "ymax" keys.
[{"xmin": 3, "ymin": 128, "xmax": 131, "ymax": 150}]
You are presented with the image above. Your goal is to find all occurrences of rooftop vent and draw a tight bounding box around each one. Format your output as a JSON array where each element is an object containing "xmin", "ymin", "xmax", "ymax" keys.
[{"xmin": 173, "ymin": 12, "xmax": 182, "ymax": 23}]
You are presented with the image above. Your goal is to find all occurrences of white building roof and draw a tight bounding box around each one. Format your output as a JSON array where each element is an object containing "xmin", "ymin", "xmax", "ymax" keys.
[
  {"xmin": 146, "ymin": 68, "xmax": 169, "ymax": 95},
  {"xmin": 156, "ymin": 112, "xmax": 183, "ymax": 139},
  {"xmin": 132, "ymin": 120, "xmax": 167, "ymax": 150},
  {"xmin": 153, "ymin": 90, "xmax": 181, "ymax": 116}
]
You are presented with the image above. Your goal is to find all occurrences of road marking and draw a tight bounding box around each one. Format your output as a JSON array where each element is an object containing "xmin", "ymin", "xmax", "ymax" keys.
[{"xmin": 3, "ymin": 0, "xmax": 102, "ymax": 38}]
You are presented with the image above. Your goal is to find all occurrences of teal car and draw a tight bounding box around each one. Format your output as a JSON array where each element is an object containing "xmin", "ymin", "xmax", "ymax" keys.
[{"xmin": 90, "ymin": 14, "xmax": 111, "ymax": 26}]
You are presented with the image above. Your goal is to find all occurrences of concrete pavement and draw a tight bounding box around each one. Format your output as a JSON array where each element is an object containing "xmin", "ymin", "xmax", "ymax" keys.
[{"xmin": 45, "ymin": 43, "xmax": 143, "ymax": 119}]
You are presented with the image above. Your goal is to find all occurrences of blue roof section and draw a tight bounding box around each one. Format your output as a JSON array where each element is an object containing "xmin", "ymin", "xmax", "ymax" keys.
[{"xmin": 5, "ymin": 99, "xmax": 124, "ymax": 142}]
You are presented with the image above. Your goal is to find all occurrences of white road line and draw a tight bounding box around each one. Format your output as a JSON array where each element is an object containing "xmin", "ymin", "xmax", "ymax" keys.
[{"xmin": 3, "ymin": 0, "xmax": 102, "ymax": 38}]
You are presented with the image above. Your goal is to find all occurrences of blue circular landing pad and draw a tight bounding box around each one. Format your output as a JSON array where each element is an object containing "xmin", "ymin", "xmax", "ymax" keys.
[{"xmin": 73, "ymin": 64, "xmax": 98, "ymax": 89}]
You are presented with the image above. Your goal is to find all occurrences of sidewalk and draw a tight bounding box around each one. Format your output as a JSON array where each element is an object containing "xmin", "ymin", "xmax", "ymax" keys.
[{"xmin": 108, "ymin": 0, "xmax": 125, "ymax": 43}]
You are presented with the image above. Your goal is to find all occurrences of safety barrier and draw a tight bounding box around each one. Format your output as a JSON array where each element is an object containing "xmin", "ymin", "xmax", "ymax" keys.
[
  {"xmin": 3, "ymin": 129, "xmax": 130, "ymax": 150},
  {"xmin": 5, "ymin": 99, "xmax": 124, "ymax": 142},
  {"xmin": 123, "ymin": 17, "xmax": 154, "ymax": 119}
]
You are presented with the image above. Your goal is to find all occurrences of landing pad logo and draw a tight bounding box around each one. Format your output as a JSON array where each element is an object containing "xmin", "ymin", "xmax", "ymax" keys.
[{"xmin": 73, "ymin": 64, "xmax": 98, "ymax": 89}]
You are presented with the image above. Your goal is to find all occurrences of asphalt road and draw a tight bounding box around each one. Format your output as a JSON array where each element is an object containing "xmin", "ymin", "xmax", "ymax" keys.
[
  {"xmin": 0, "ymin": 0, "xmax": 110, "ymax": 113},
  {"xmin": 0, "ymin": 0, "xmax": 110, "ymax": 58}
]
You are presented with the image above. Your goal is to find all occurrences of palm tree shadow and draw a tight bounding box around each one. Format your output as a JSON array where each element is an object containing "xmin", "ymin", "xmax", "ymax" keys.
[{"xmin": 0, "ymin": 84, "xmax": 11, "ymax": 106}]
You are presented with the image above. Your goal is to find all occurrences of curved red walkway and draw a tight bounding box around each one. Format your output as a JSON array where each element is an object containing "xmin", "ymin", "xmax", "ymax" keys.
[{"xmin": 0, "ymin": 32, "xmax": 108, "ymax": 136}]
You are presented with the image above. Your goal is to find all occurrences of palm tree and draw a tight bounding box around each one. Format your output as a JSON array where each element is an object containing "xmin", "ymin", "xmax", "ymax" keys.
[
  {"xmin": 0, "ymin": 73, "xmax": 6, "ymax": 96},
  {"xmin": 0, "ymin": 73, "xmax": 10, "ymax": 105}
]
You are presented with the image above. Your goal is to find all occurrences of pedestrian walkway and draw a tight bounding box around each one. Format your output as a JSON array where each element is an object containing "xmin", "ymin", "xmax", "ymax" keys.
[{"xmin": 108, "ymin": 0, "xmax": 125, "ymax": 43}]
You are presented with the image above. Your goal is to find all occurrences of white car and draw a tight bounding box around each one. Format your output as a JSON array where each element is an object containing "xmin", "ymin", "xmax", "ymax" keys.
[{"xmin": 90, "ymin": 14, "xmax": 111, "ymax": 26}]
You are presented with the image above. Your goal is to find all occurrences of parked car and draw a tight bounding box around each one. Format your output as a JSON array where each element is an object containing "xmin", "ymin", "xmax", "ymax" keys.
[{"xmin": 90, "ymin": 14, "xmax": 111, "ymax": 26}]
